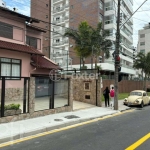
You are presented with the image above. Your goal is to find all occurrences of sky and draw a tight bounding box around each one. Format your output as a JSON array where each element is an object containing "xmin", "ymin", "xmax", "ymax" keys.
[{"xmin": 3, "ymin": 0, "xmax": 150, "ymax": 47}]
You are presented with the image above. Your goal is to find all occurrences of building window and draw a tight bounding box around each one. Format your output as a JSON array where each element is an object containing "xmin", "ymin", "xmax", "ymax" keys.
[
  {"xmin": 99, "ymin": 0, "xmax": 103, "ymax": 10},
  {"xmin": 140, "ymin": 49, "xmax": 145, "ymax": 53},
  {"xmin": 0, "ymin": 21, "xmax": 13, "ymax": 39},
  {"xmin": 71, "ymin": 5, "xmax": 74, "ymax": 9},
  {"xmin": 46, "ymin": 4, "xmax": 48, "ymax": 7},
  {"xmin": 140, "ymin": 34, "xmax": 145, "ymax": 38},
  {"xmin": 26, "ymin": 36, "xmax": 38, "ymax": 49},
  {"xmin": 140, "ymin": 42, "xmax": 145, "ymax": 46},
  {"xmin": 56, "ymin": 39, "xmax": 60, "ymax": 43},
  {"xmin": 0, "ymin": 57, "xmax": 21, "ymax": 79},
  {"xmin": 84, "ymin": 82, "xmax": 90, "ymax": 91},
  {"xmin": 56, "ymin": 17, "xmax": 60, "ymax": 21},
  {"xmin": 99, "ymin": 13, "xmax": 103, "ymax": 22},
  {"xmin": 46, "ymin": 15, "xmax": 48, "ymax": 18}
]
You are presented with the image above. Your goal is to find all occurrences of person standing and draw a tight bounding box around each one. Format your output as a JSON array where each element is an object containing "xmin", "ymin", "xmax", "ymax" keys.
[
  {"xmin": 103, "ymin": 87, "xmax": 110, "ymax": 107},
  {"xmin": 110, "ymin": 87, "xmax": 115, "ymax": 108}
]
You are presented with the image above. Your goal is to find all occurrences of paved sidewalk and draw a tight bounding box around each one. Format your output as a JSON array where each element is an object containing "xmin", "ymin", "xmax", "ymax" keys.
[{"xmin": 0, "ymin": 100, "xmax": 130, "ymax": 144}]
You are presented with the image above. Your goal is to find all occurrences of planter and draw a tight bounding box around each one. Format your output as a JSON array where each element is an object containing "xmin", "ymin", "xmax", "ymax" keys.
[{"xmin": 0, "ymin": 109, "xmax": 22, "ymax": 117}]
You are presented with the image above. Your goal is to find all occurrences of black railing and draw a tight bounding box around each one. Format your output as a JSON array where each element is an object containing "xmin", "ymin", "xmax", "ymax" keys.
[{"xmin": 0, "ymin": 76, "xmax": 30, "ymax": 117}]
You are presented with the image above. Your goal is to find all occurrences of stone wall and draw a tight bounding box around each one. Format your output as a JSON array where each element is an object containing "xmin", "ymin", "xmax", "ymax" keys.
[
  {"xmin": 0, "ymin": 88, "xmax": 24, "ymax": 101},
  {"xmin": 72, "ymin": 77, "xmax": 101, "ymax": 107},
  {"xmin": 0, "ymin": 77, "xmax": 73, "ymax": 124}
]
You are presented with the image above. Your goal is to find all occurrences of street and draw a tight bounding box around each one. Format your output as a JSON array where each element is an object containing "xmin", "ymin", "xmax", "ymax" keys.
[{"xmin": 1, "ymin": 106, "xmax": 150, "ymax": 150}]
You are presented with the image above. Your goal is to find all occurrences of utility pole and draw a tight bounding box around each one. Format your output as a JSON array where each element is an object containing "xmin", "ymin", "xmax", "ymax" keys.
[{"xmin": 114, "ymin": 0, "xmax": 121, "ymax": 110}]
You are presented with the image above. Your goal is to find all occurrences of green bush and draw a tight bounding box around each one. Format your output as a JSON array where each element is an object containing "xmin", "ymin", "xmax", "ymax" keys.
[
  {"xmin": 81, "ymin": 66, "xmax": 87, "ymax": 69},
  {"xmin": 0, "ymin": 104, "xmax": 20, "ymax": 110}
]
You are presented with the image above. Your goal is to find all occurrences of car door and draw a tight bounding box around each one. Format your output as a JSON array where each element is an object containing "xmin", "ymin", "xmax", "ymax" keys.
[{"xmin": 143, "ymin": 92, "xmax": 148, "ymax": 104}]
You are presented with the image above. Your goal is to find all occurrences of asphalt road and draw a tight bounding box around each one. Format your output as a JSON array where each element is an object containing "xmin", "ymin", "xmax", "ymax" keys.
[{"xmin": 1, "ymin": 106, "xmax": 150, "ymax": 150}]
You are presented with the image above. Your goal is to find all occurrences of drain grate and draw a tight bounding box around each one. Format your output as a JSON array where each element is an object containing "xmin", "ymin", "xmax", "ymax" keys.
[
  {"xmin": 54, "ymin": 119, "xmax": 63, "ymax": 121},
  {"xmin": 136, "ymin": 108, "xmax": 143, "ymax": 110},
  {"xmin": 64, "ymin": 115, "xmax": 80, "ymax": 119}
]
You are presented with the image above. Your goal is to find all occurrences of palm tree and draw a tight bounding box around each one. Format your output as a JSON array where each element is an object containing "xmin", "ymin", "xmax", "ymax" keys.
[
  {"xmin": 64, "ymin": 21, "xmax": 92, "ymax": 67},
  {"xmin": 133, "ymin": 52, "xmax": 150, "ymax": 90},
  {"xmin": 64, "ymin": 21, "xmax": 112, "ymax": 68},
  {"xmin": 90, "ymin": 22, "xmax": 112, "ymax": 68}
]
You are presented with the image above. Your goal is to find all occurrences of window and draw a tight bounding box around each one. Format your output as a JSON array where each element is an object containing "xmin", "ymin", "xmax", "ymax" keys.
[
  {"xmin": 56, "ymin": 7, "xmax": 60, "ymax": 11},
  {"xmin": 71, "ymin": 5, "xmax": 74, "ymax": 9},
  {"xmin": 46, "ymin": 4, "xmax": 48, "ymax": 7},
  {"xmin": 140, "ymin": 42, "xmax": 145, "ymax": 46},
  {"xmin": 46, "ymin": 15, "xmax": 48, "ymax": 18},
  {"xmin": 84, "ymin": 82, "xmax": 90, "ymax": 91},
  {"xmin": 26, "ymin": 36, "xmax": 38, "ymax": 49},
  {"xmin": 99, "ymin": 0, "xmax": 103, "ymax": 10},
  {"xmin": 0, "ymin": 21, "xmax": 13, "ymax": 39},
  {"xmin": 99, "ymin": 13, "xmax": 103, "ymax": 22},
  {"xmin": 56, "ymin": 17, "xmax": 60, "ymax": 21},
  {"xmin": 140, "ymin": 49, "xmax": 145, "ymax": 53},
  {"xmin": 140, "ymin": 34, "xmax": 145, "ymax": 38},
  {"xmin": 0, "ymin": 57, "xmax": 21, "ymax": 79},
  {"xmin": 56, "ymin": 39, "xmax": 60, "ymax": 43}
]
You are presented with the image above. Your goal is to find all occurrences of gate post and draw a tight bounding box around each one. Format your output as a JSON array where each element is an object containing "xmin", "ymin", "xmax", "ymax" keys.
[{"xmin": 1, "ymin": 77, "xmax": 5, "ymax": 117}]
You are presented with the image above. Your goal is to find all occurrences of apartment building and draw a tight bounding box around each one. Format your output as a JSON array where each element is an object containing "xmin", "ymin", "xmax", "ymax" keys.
[
  {"xmin": 31, "ymin": 0, "xmax": 135, "ymax": 77},
  {"xmin": 137, "ymin": 24, "xmax": 150, "ymax": 54},
  {"xmin": 31, "ymin": 0, "xmax": 51, "ymax": 58}
]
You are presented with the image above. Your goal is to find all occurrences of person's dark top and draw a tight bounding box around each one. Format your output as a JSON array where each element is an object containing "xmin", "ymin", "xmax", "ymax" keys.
[{"xmin": 104, "ymin": 87, "xmax": 110, "ymax": 97}]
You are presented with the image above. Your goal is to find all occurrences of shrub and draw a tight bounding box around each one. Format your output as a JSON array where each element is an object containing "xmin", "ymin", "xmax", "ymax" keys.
[{"xmin": 0, "ymin": 104, "xmax": 20, "ymax": 110}]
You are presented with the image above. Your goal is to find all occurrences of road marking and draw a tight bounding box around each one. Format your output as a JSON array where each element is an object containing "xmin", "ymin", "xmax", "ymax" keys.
[
  {"xmin": 0, "ymin": 109, "xmax": 135, "ymax": 148},
  {"xmin": 125, "ymin": 133, "xmax": 150, "ymax": 150}
]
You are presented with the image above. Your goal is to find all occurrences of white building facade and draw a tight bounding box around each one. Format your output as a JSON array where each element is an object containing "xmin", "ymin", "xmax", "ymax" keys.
[
  {"xmin": 103, "ymin": 0, "xmax": 135, "ymax": 76},
  {"xmin": 51, "ymin": 0, "xmax": 69, "ymax": 69},
  {"xmin": 137, "ymin": 24, "xmax": 150, "ymax": 54}
]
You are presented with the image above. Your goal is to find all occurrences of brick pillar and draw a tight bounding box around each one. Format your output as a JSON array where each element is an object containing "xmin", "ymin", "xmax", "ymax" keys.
[
  {"xmin": 69, "ymin": 78, "xmax": 73, "ymax": 111},
  {"xmin": 29, "ymin": 77, "xmax": 35, "ymax": 113},
  {"xmin": 97, "ymin": 78, "xmax": 102, "ymax": 107}
]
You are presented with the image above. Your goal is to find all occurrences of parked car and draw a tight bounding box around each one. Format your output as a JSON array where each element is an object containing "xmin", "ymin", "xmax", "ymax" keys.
[{"xmin": 123, "ymin": 90, "xmax": 150, "ymax": 108}]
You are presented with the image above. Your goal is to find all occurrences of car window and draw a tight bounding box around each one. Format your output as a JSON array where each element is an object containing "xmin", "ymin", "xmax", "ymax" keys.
[
  {"xmin": 130, "ymin": 92, "xmax": 142, "ymax": 96},
  {"xmin": 143, "ymin": 93, "xmax": 146, "ymax": 96}
]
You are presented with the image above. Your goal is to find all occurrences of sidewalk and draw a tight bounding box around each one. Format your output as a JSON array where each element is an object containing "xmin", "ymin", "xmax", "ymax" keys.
[{"xmin": 0, "ymin": 100, "xmax": 130, "ymax": 144}]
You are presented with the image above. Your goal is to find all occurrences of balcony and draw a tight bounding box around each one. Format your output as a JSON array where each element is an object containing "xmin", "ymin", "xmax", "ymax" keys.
[
  {"xmin": 53, "ymin": 16, "xmax": 69, "ymax": 24},
  {"xmin": 53, "ymin": 29, "xmax": 66, "ymax": 36},
  {"xmin": 105, "ymin": 6, "xmax": 113, "ymax": 11},
  {"xmin": 53, "ymin": 39, "xmax": 69, "ymax": 46},
  {"xmin": 53, "ymin": 6, "xmax": 64, "ymax": 13},
  {"xmin": 53, "ymin": 0, "xmax": 63, "ymax": 4}
]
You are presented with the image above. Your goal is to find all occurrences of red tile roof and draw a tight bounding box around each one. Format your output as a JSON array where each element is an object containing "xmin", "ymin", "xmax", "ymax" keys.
[
  {"xmin": 0, "ymin": 40, "xmax": 43, "ymax": 56},
  {"xmin": 31, "ymin": 55, "xmax": 62, "ymax": 70}
]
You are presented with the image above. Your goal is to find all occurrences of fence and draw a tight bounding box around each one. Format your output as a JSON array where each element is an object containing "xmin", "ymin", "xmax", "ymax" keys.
[
  {"xmin": 0, "ymin": 76, "xmax": 29, "ymax": 117},
  {"xmin": 34, "ymin": 77, "xmax": 69, "ymax": 111}
]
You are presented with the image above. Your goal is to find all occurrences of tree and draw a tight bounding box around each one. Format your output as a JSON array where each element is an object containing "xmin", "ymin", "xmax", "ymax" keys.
[
  {"xmin": 64, "ymin": 21, "xmax": 92, "ymax": 67},
  {"xmin": 64, "ymin": 21, "xmax": 112, "ymax": 68},
  {"xmin": 133, "ymin": 52, "xmax": 150, "ymax": 90},
  {"xmin": 90, "ymin": 22, "xmax": 112, "ymax": 68}
]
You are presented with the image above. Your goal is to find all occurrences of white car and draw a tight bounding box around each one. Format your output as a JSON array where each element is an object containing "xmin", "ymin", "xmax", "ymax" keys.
[{"xmin": 123, "ymin": 90, "xmax": 150, "ymax": 108}]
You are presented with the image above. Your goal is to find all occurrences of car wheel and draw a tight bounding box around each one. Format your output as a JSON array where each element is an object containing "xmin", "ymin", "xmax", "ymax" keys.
[{"xmin": 140, "ymin": 101, "xmax": 144, "ymax": 108}]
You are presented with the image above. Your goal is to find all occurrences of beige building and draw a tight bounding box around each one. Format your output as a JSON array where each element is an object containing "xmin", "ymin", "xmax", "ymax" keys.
[{"xmin": 137, "ymin": 24, "xmax": 150, "ymax": 54}]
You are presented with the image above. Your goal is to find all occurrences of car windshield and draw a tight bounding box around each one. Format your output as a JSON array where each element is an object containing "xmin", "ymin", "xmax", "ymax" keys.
[{"xmin": 130, "ymin": 92, "xmax": 142, "ymax": 96}]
